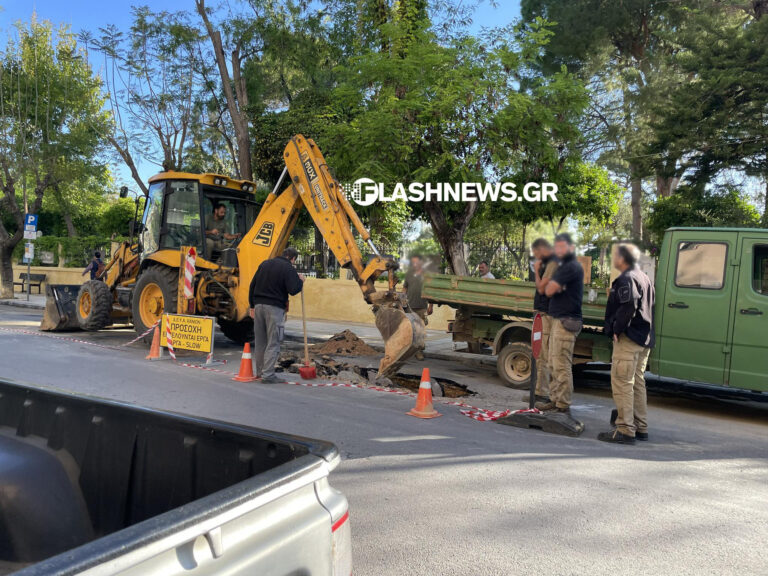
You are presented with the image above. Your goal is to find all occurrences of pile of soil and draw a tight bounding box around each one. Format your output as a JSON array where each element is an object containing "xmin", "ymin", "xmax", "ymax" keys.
[{"xmin": 312, "ymin": 330, "xmax": 379, "ymax": 356}]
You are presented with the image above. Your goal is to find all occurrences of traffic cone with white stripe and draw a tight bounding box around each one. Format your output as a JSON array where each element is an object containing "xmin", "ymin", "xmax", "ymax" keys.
[
  {"xmin": 407, "ymin": 368, "xmax": 441, "ymax": 419},
  {"xmin": 232, "ymin": 342, "xmax": 258, "ymax": 382}
]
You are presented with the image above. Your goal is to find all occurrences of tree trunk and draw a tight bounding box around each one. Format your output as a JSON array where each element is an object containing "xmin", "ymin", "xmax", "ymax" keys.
[
  {"xmin": 314, "ymin": 227, "xmax": 328, "ymax": 278},
  {"xmin": 764, "ymin": 178, "xmax": 768, "ymax": 226},
  {"xmin": 196, "ymin": 0, "xmax": 253, "ymax": 181},
  {"xmin": 423, "ymin": 200, "xmax": 476, "ymax": 276},
  {"xmin": 655, "ymin": 173, "xmax": 679, "ymax": 198},
  {"xmin": 53, "ymin": 184, "xmax": 77, "ymax": 237},
  {"xmin": 107, "ymin": 135, "xmax": 149, "ymax": 196},
  {"xmin": 630, "ymin": 174, "xmax": 643, "ymax": 240},
  {"xmin": 0, "ymin": 244, "xmax": 15, "ymax": 299}
]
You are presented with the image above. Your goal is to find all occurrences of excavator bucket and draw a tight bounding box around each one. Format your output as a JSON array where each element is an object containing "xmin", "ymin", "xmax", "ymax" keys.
[
  {"xmin": 375, "ymin": 306, "xmax": 426, "ymax": 377},
  {"xmin": 40, "ymin": 284, "xmax": 81, "ymax": 331}
]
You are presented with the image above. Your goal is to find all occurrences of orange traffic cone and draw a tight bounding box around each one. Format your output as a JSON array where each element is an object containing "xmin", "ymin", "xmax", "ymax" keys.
[
  {"xmin": 232, "ymin": 342, "xmax": 258, "ymax": 382},
  {"xmin": 407, "ymin": 368, "xmax": 441, "ymax": 419},
  {"xmin": 145, "ymin": 326, "xmax": 163, "ymax": 360}
]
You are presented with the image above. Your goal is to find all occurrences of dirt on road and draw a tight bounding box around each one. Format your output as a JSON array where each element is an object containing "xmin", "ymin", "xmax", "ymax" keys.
[{"xmin": 312, "ymin": 330, "xmax": 379, "ymax": 356}]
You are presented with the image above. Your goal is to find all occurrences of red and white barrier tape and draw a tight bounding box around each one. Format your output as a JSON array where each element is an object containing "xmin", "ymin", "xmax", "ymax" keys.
[
  {"xmin": 1, "ymin": 327, "xmax": 509, "ymax": 422},
  {"xmin": 120, "ymin": 321, "xmax": 159, "ymax": 346},
  {"xmin": 164, "ymin": 320, "xmax": 177, "ymax": 360}
]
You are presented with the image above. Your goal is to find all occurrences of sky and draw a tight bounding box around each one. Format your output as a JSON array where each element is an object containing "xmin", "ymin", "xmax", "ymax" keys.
[{"xmin": 0, "ymin": 0, "xmax": 522, "ymax": 189}]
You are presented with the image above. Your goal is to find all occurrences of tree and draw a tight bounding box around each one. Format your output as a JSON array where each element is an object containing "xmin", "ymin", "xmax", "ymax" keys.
[
  {"xmin": 647, "ymin": 186, "xmax": 761, "ymax": 244},
  {"xmin": 91, "ymin": 8, "xmax": 203, "ymax": 193},
  {"xmin": 195, "ymin": 0, "xmax": 257, "ymax": 181},
  {"xmin": 0, "ymin": 19, "xmax": 108, "ymax": 297},
  {"xmin": 325, "ymin": 7, "xmax": 591, "ymax": 275},
  {"xmin": 521, "ymin": 0, "xmax": 693, "ymax": 239},
  {"xmin": 647, "ymin": 3, "xmax": 768, "ymax": 221}
]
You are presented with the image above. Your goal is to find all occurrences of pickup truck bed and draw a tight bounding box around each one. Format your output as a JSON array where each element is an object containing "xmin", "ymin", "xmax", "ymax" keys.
[{"xmin": 0, "ymin": 378, "xmax": 350, "ymax": 576}]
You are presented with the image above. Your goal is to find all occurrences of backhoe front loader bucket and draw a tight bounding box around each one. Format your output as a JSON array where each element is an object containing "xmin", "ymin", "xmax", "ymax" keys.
[
  {"xmin": 40, "ymin": 284, "xmax": 81, "ymax": 331},
  {"xmin": 375, "ymin": 306, "xmax": 426, "ymax": 377}
]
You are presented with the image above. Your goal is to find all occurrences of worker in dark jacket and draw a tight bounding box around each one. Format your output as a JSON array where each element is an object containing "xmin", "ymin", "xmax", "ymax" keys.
[
  {"xmin": 598, "ymin": 243, "xmax": 655, "ymax": 445},
  {"xmin": 542, "ymin": 233, "xmax": 584, "ymax": 414},
  {"xmin": 248, "ymin": 247, "xmax": 304, "ymax": 383}
]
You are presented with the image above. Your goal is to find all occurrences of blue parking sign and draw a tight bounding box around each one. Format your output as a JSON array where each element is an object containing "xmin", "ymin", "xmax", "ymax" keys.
[{"xmin": 24, "ymin": 214, "xmax": 38, "ymax": 229}]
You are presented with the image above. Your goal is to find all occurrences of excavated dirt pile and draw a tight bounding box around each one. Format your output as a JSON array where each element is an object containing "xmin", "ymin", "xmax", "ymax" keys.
[{"xmin": 311, "ymin": 330, "xmax": 379, "ymax": 356}]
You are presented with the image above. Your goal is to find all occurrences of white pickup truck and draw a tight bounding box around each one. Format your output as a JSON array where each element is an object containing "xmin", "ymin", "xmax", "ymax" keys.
[{"xmin": 0, "ymin": 378, "xmax": 351, "ymax": 575}]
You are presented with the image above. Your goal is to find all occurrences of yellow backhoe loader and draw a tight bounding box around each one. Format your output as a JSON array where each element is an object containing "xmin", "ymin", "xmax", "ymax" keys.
[{"xmin": 42, "ymin": 135, "xmax": 424, "ymax": 376}]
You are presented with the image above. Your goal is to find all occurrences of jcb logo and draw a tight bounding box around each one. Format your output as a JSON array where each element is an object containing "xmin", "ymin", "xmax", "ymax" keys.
[{"xmin": 253, "ymin": 222, "xmax": 275, "ymax": 247}]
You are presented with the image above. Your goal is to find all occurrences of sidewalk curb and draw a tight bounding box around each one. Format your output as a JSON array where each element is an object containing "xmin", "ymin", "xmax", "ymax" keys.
[{"xmin": 0, "ymin": 299, "xmax": 45, "ymax": 310}]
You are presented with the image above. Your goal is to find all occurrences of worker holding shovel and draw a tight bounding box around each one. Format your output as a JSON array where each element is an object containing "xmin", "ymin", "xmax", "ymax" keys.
[{"xmin": 248, "ymin": 247, "xmax": 304, "ymax": 383}]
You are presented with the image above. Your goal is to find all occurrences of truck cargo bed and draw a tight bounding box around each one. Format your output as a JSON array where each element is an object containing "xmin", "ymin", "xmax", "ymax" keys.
[
  {"xmin": 422, "ymin": 273, "xmax": 608, "ymax": 323},
  {"xmin": 0, "ymin": 378, "xmax": 341, "ymax": 575}
]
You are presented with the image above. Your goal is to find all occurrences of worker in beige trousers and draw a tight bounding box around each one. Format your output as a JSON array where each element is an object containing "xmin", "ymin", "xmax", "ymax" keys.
[
  {"xmin": 531, "ymin": 238, "xmax": 559, "ymax": 406},
  {"xmin": 542, "ymin": 233, "xmax": 584, "ymax": 414},
  {"xmin": 598, "ymin": 243, "xmax": 655, "ymax": 445}
]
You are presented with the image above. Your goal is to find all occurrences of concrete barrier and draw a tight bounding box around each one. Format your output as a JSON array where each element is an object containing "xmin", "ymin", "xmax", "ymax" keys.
[{"xmin": 287, "ymin": 278, "xmax": 454, "ymax": 331}]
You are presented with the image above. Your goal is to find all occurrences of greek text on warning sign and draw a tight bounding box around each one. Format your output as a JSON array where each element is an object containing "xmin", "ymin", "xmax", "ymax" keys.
[{"xmin": 161, "ymin": 314, "xmax": 214, "ymax": 353}]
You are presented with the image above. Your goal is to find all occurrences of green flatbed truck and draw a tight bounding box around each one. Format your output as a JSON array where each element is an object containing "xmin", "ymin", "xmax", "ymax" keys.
[{"xmin": 422, "ymin": 227, "xmax": 768, "ymax": 393}]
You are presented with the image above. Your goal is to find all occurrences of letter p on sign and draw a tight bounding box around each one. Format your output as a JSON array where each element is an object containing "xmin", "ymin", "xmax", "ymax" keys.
[{"xmin": 531, "ymin": 313, "xmax": 543, "ymax": 359}]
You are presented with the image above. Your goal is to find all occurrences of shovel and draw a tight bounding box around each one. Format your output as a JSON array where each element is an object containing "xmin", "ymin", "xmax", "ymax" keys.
[{"xmin": 298, "ymin": 288, "xmax": 317, "ymax": 379}]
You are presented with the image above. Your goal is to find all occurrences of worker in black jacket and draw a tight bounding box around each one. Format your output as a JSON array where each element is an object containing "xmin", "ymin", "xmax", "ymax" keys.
[
  {"xmin": 248, "ymin": 247, "xmax": 304, "ymax": 383},
  {"xmin": 598, "ymin": 243, "xmax": 655, "ymax": 445}
]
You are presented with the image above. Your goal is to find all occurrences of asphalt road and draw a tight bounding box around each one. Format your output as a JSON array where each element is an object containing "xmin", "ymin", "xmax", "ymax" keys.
[{"xmin": 1, "ymin": 304, "xmax": 767, "ymax": 575}]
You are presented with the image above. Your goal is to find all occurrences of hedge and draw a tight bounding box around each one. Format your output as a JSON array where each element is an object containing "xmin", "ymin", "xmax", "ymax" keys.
[{"xmin": 13, "ymin": 236, "xmax": 123, "ymax": 267}]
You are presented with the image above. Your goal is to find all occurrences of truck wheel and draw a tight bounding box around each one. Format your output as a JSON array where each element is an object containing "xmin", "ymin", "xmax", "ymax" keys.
[
  {"xmin": 132, "ymin": 265, "xmax": 178, "ymax": 341},
  {"xmin": 76, "ymin": 280, "xmax": 113, "ymax": 331},
  {"xmin": 497, "ymin": 342, "xmax": 532, "ymax": 389},
  {"xmin": 218, "ymin": 319, "xmax": 254, "ymax": 345}
]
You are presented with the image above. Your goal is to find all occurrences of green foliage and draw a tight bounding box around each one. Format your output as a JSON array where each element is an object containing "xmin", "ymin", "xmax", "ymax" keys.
[
  {"xmin": 14, "ymin": 235, "xmax": 117, "ymax": 267},
  {"xmin": 99, "ymin": 198, "xmax": 144, "ymax": 238},
  {"xmin": 647, "ymin": 5, "xmax": 768, "ymax": 217},
  {"xmin": 647, "ymin": 187, "xmax": 761, "ymax": 244}
]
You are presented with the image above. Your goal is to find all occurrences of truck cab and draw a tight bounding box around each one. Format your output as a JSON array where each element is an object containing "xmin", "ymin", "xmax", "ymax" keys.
[{"xmin": 651, "ymin": 228, "xmax": 768, "ymax": 391}]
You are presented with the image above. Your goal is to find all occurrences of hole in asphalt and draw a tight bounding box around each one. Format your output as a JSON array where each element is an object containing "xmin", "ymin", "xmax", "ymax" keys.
[{"xmin": 389, "ymin": 374, "xmax": 474, "ymax": 398}]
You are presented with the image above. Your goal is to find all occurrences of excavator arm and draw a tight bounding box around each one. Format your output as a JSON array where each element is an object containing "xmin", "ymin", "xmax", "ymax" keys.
[{"xmin": 235, "ymin": 135, "xmax": 425, "ymax": 376}]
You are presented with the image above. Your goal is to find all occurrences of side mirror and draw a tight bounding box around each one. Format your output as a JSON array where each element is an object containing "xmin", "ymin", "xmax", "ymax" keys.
[{"xmin": 119, "ymin": 186, "xmax": 129, "ymax": 199}]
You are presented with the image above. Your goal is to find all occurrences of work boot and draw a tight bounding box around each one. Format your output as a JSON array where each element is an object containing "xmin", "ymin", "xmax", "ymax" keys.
[
  {"xmin": 260, "ymin": 375, "xmax": 281, "ymax": 384},
  {"xmin": 536, "ymin": 401, "xmax": 556, "ymax": 412},
  {"xmin": 636, "ymin": 431, "xmax": 649, "ymax": 441},
  {"xmin": 534, "ymin": 397, "xmax": 553, "ymax": 410},
  {"xmin": 597, "ymin": 429, "xmax": 636, "ymax": 445},
  {"xmin": 610, "ymin": 408, "xmax": 618, "ymax": 426}
]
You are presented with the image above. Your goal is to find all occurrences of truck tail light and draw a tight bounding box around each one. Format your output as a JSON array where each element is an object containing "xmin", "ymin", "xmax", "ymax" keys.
[{"xmin": 331, "ymin": 509, "xmax": 352, "ymax": 576}]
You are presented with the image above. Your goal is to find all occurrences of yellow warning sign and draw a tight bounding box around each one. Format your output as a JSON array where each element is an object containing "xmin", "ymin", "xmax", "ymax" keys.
[{"xmin": 161, "ymin": 314, "xmax": 214, "ymax": 353}]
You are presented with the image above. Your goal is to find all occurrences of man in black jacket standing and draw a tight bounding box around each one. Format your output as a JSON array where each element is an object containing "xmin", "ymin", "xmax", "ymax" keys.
[
  {"xmin": 248, "ymin": 247, "xmax": 304, "ymax": 383},
  {"xmin": 543, "ymin": 233, "xmax": 584, "ymax": 414},
  {"xmin": 598, "ymin": 243, "xmax": 655, "ymax": 445}
]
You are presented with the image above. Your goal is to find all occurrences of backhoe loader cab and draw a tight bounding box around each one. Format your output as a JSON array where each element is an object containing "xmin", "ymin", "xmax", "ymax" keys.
[{"xmin": 141, "ymin": 173, "xmax": 261, "ymax": 264}]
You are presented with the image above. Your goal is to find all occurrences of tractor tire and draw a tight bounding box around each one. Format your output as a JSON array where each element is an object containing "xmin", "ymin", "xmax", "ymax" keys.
[
  {"xmin": 76, "ymin": 280, "xmax": 113, "ymax": 331},
  {"xmin": 218, "ymin": 318, "xmax": 254, "ymax": 345},
  {"xmin": 132, "ymin": 265, "xmax": 179, "ymax": 342},
  {"xmin": 497, "ymin": 341, "xmax": 533, "ymax": 389}
]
